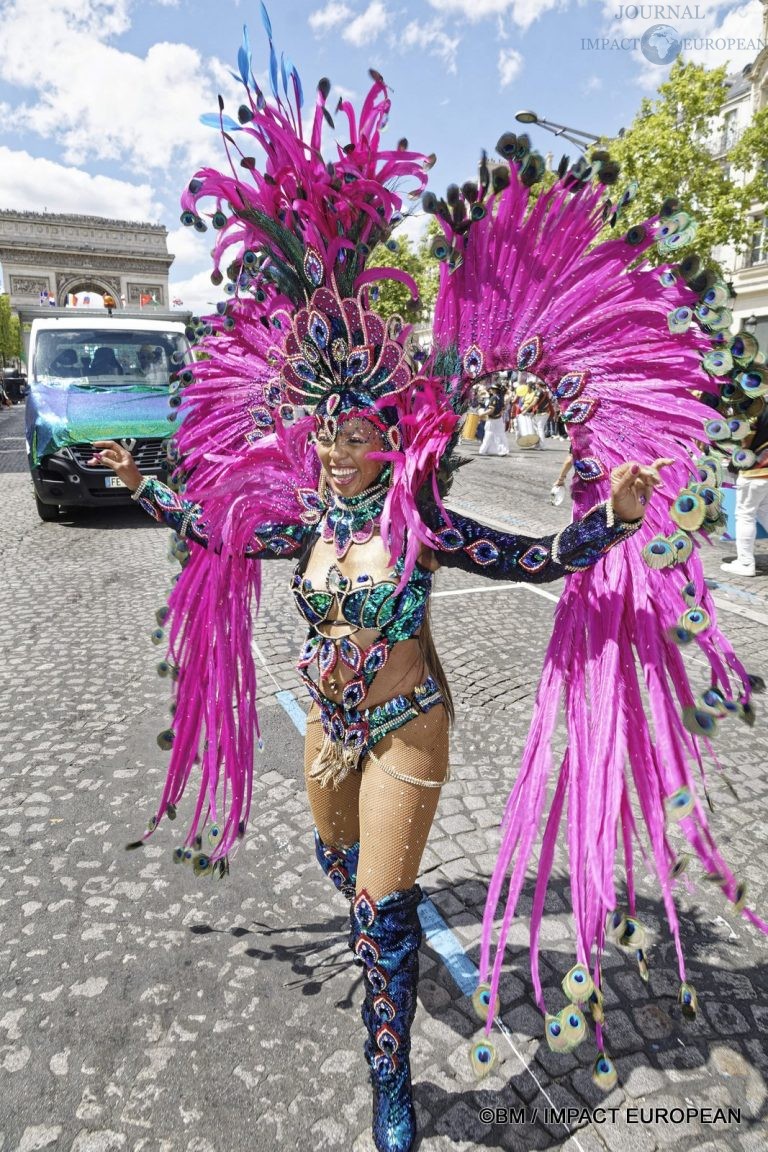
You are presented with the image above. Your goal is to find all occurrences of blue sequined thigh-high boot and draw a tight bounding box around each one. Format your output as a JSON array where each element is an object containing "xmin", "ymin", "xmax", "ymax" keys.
[
  {"xmin": 353, "ymin": 886, "xmax": 423, "ymax": 1152},
  {"xmin": 313, "ymin": 828, "xmax": 360, "ymax": 954}
]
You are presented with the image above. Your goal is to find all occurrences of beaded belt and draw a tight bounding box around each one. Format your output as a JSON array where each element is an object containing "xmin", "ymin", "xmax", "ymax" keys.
[{"xmin": 306, "ymin": 675, "xmax": 444, "ymax": 786}]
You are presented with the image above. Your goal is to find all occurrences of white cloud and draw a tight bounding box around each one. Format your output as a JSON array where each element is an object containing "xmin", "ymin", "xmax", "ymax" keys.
[
  {"xmin": 0, "ymin": 145, "xmax": 160, "ymax": 218},
  {"xmin": 582, "ymin": 75, "xmax": 603, "ymax": 94},
  {"xmin": 0, "ymin": 0, "xmax": 239, "ymax": 178},
  {"xmin": 334, "ymin": 83, "xmax": 358, "ymax": 101},
  {"xmin": 309, "ymin": 2, "xmax": 355, "ymax": 32},
  {"xmin": 345, "ymin": 1, "xmax": 389, "ymax": 47},
  {"xmin": 400, "ymin": 19, "xmax": 461, "ymax": 73},
  {"xmin": 601, "ymin": 0, "xmax": 765, "ymax": 78},
  {"xmin": 678, "ymin": 0, "xmax": 764, "ymax": 71},
  {"xmin": 393, "ymin": 211, "xmax": 429, "ymax": 247},
  {"xmin": 165, "ymin": 225, "xmax": 212, "ymax": 269},
  {"xmin": 309, "ymin": 0, "xmax": 389, "ymax": 48},
  {"xmin": 426, "ymin": 0, "xmax": 564, "ymax": 31},
  {"xmin": 167, "ymin": 268, "xmax": 220, "ymax": 315},
  {"xmin": 498, "ymin": 47, "xmax": 524, "ymax": 87}
]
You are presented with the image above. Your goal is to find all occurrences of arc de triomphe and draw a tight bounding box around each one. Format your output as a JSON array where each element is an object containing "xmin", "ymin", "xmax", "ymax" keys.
[{"xmin": 0, "ymin": 209, "xmax": 175, "ymax": 312}]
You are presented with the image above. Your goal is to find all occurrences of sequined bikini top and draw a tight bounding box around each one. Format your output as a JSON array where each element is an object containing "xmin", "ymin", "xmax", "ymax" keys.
[{"xmin": 291, "ymin": 549, "xmax": 432, "ymax": 643}]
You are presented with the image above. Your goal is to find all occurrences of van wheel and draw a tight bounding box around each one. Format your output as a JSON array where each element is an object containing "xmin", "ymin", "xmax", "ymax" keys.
[{"xmin": 35, "ymin": 495, "xmax": 60, "ymax": 522}]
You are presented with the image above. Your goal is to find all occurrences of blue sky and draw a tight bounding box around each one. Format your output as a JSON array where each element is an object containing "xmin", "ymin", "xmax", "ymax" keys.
[{"xmin": 0, "ymin": 0, "xmax": 764, "ymax": 311}]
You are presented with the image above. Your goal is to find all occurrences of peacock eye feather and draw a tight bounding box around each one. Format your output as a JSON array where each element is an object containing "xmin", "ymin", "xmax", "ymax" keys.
[
  {"xmin": 544, "ymin": 1013, "xmax": 570, "ymax": 1052},
  {"xmin": 469, "ymin": 1040, "xmax": 496, "ymax": 1078},
  {"xmin": 680, "ymin": 607, "xmax": 710, "ymax": 635},
  {"xmin": 668, "ymin": 531, "xmax": 693, "ymax": 562},
  {"xmin": 561, "ymin": 964, "xmax": 594, "ymax": 1003},
  {"xmin": 682, "ymin": 706, "xmax": 718, "ymax": 737},
  {"xmin": 636, "ymin": 949, "xmax": 650, "ymax": 983},
  {"xmin": 665, "ymin": 786, "xmax": 694, "ymax": 821},
  {"xmin": 642, "ymin": 537, "xmax": 675, "ymax": 569},
  {"xmin": 157, "ymin": 728, "xmax": 174, "ymax": 750},
  {"xmin": 669, "ymin": 853, "xmax": 691, "ymax": 879},
  {"xmin": 625, "ymin": 224, "xmax": 647, "ymax": 246},
  {"xmin": 732, "ymin": 448, "xmax": 757, "ymax": 470},
  {"xmin": 678, "ymin": 981, "xmax": 698, "ymax": 1020},
  {"xmin": 592, "ymin": 1053, "xmax": 618, "ymax": 1091},
  {"xmin": 737, "ymin": 700, "xmax": 757, "ymax": 728},
  {"xmin": 702, "ymin": 349, "xmax": 733, "ymax": 376},
  {"xmin": 667, "ymin": 624, "xmax": 693, "ymax": 647},
  {"xmin": 618, "ymin": 916, "xmax": 646, "ymax": 951},
  {"xmin": 471, "ymin": 982, "xmax": 499, "ymax": 1022},
  {"xmin": 606, "ymin": 908, "xmax": 627, "ymax": 943},
  {"xmin": 496, "ymin": 131, "xmax": 518, "ymax": 159},
  {"xmin": 549, "ymin": 1006, "xmax": 588, "ymax": 1050}
]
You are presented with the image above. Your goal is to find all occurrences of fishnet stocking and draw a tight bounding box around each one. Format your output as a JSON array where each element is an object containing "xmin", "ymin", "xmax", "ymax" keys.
[
  {"xmin": 304, "ymin": 705, "xmax": 361, "ymax": 849},
  {"xmin": 304, "ymin": 704, "xmax": 450, "ymax": 903}
]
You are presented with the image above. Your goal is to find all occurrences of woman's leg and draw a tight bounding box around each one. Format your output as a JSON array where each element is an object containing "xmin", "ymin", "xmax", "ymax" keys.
[
  {"xmin": 352, "ymin": 704, "xmax": 450, "ymax": 1152},
  {"xmin": 304, "ymin": 706, "xmax": 362, "ymax": 849},
  {"xmin": 357, "ymin": 703, "xmax": 449, "ymax": 899}
]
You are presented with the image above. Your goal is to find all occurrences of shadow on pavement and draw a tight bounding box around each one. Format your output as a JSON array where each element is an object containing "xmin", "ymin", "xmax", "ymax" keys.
[{"xmin": 185, "ymin": 874, "xmax": 768, "ymax": 1150}]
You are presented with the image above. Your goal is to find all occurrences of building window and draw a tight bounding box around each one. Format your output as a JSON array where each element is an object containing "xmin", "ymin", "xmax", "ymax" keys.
[
  {"xmin": 720, "ymin": 109, "xmax": 739, "ymax": 152},
  {"xmin": 748, "ymin": 216, "xmax": 768, "ymax": 266}
]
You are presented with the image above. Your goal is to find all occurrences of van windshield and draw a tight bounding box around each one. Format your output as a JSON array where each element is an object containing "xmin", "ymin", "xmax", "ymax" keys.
[{"xmin": 33, "ymin": 330, "xmax": 191, "ymax": 387}]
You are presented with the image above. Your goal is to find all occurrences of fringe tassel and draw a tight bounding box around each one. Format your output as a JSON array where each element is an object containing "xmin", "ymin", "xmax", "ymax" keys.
[{"xmin": 309, "ymin": 735, "xmax": 361, "ymax": 788}]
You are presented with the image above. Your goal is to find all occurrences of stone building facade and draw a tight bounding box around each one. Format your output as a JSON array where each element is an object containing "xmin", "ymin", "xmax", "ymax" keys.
[
  {"xmin": 0, "ymin": 210, "xmax": 174, "ymax": 311},
  {"xmin": 713, "ymin": 0, "xmax": 768, "ymax": 347}
]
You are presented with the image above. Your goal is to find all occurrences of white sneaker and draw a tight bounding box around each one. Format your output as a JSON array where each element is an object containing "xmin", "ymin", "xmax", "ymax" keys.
[{"xmin": 720, "ymin": 558, "xmax": 756, "ymax": 578}]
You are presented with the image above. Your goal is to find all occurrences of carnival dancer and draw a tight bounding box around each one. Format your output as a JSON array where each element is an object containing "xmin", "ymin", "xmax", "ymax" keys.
[
  {"xmin": 477, "ymin": 373, "xmax": 510, "ymax": 456},
  {"xmin": 94, "ymin": 10, "xmax": 765, "ymax": 1150}
]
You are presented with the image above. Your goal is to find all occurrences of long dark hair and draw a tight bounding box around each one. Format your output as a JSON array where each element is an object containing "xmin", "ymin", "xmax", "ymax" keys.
[{"xmin": 418, "ymin": 597, "xmax": 454, "ymax": 724}]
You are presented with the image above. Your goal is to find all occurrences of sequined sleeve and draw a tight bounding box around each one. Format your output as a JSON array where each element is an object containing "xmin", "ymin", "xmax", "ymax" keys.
[
  {"xmin": 131, "ymin": 476, "xmax": 312, "ymax": 559},
  {"xmin": 424, "ymin": 501, "xmax": 642, "ymax": 583}
]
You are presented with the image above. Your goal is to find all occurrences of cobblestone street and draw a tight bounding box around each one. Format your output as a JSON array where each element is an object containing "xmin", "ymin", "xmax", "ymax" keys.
[{"xmin": 2, "ymin": 403, "xmax": 767, "ymax": 1152}]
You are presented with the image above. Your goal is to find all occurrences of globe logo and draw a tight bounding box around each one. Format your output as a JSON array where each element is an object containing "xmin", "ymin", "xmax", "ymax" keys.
[{"xmin": 640, "ymin": 23, "xmax": 682, "ymax": 65}]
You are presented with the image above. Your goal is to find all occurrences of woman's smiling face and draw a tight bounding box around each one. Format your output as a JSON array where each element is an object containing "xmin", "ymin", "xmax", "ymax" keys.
[{"xmin": 315, "ymin": 416, "xmax": 386, "ymax": 498}]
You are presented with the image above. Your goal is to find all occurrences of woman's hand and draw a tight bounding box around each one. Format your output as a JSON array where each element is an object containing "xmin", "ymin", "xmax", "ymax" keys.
[
  {"xmin": 610, "ymin": 458, "xmax": 673, "ymax": 522},
  {"xmin": 87, "ymin": 440, "xmax": 143, "ymax": 492}
]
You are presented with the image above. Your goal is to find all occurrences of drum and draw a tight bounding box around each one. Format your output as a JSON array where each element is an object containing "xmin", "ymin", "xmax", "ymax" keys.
[
  {"xmin": 462, "ymin": 412, "xmax": 480, "ymax": 440},
  {"xmin": 515, "ymin": 413, "xmax": 539, "ymax": 448}
]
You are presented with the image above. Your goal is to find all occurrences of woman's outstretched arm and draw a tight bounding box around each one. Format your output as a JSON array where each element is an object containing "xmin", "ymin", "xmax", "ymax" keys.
[
  {"xmin": 422, "ymin": 460, "xmax": 669, "ymax": 584},
  {"xmin": 90, "ymin": 440, "xmax": 312, "ymax": 559}
]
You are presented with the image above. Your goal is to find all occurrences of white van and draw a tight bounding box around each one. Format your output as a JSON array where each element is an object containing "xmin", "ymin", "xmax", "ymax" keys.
[{"xmin": 25, "ymin": 316, "xmax": 192, "ymax": 520}]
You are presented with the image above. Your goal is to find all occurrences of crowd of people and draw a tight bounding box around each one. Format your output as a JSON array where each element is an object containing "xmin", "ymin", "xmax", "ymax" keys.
[
  {"xmin": 463, "ymin": 371, "xmax": 566, "ymax": 456},
  {"xmin": 461, "ymin": 373, "xmax": 765, "ymax": 577}
]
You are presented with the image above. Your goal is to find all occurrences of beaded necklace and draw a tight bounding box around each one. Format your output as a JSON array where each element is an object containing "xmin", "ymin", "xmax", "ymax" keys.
[{"xmin": 321, "ymin": 478, "xmax": 388, "ymax": 558}]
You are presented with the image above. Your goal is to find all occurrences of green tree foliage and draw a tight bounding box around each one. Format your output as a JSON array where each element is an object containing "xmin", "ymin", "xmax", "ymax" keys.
[
  {"xmin": 366, "ymin": 224, "xmax": 440, "ymax": 321},
  {"xmin": 609, "ymin": 60, "xmax": 768, "ymax": 270},
  {"xmin": 0, "ymin": 294, "xmax": 22, "ymax": 366}
]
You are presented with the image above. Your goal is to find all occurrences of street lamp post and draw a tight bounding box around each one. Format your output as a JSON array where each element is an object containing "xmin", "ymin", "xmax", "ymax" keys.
[{"xmin": 515, "ymin": 111, "xmax": 602, "ymax": 154}]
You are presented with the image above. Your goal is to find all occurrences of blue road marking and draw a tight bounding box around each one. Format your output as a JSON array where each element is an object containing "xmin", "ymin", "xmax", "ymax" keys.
[
  {"xmin": 276, "ymin": 690, "xmax": 307, "ymax": 736},
  {"xmin": 274, "ymin": 685, "xmax": 479, "ymax": 996},
  {"xmin": 418, "ymin": 897, "xmax": 479, "ymax": 996}
]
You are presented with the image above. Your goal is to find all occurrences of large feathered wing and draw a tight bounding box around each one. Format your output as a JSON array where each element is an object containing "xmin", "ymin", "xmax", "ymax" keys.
[{"xmin": 430, "ymin": 151, "xmax": 767, "ymax": 1079}]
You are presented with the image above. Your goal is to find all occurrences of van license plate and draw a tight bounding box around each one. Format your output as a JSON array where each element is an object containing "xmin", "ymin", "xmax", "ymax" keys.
[{"xmin": 105, "ymin": 476, "xmax": 126, "ymax": 488}]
